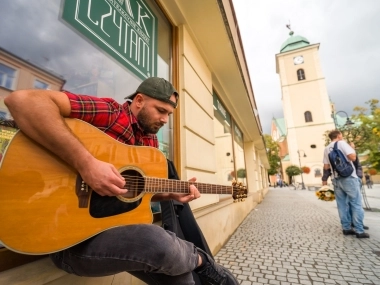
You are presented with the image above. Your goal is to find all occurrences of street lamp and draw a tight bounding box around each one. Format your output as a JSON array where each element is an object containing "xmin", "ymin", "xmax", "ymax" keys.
[
  {"xmin": 331, "ymin": 110, "xmax": 355, "ymax": 128},
  {"xmin": 297, "ymin": 150, "xmax": 307, "ymax": 190}
]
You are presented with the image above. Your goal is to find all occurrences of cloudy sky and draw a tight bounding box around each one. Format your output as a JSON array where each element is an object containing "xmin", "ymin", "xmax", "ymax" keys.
[{"xmin": 232, "ymin": 0, "xmax": 380, "ymax": 133}]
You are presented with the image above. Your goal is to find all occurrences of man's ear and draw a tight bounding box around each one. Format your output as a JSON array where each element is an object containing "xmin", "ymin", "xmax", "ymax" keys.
[{"xmin": 134, "ymin": 93, "xmax": 145, "ymax": 108}]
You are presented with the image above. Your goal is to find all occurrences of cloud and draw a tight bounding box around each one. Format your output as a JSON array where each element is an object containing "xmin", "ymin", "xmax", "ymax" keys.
[
  {"xmin": 233, "ymin": 0, "xmax": 380, "ymax": 133},
  {"xmin": 0, "ymin": 0, "xmax": 111, "ymax": 81}
]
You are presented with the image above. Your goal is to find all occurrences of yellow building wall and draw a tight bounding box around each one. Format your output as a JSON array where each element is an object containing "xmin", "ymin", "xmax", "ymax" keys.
[
  {"xmin": 278, "ymin": 45, "xmax": 336, "ymax": 186},
  {"xmin": 177, "ymin": 25, "xmax": 258, "ymax": 253}
]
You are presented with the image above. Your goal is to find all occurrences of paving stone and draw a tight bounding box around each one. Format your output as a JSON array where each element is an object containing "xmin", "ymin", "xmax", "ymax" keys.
[
  {"xmin": 257, "ymin": 277, "xmax": 269, "ymax": 284},
  {"xmin": 214, "ymin": 189, "xmax": 380, "ymax": 285},
  {"xmin": 276, "ymin": 276, "xmax": 287, "ymax": 282}
]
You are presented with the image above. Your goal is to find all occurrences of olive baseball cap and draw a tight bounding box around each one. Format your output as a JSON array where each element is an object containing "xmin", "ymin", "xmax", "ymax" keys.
[{"xmin": 125, "ymin": 77, "xmax": 178, "ymax": 108}]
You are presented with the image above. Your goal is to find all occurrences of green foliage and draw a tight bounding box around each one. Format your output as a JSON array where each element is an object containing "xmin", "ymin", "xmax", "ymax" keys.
[
  {"xmin": 285, "ymin": 165, "xmax": 302, "ymax": 183},
  {"xmin": 322, "ymin": 124, "xmax": 370, "ymax": 148},
  {"xmin": 285, "ymin": 165, "xmax": 302, "ymax": 177},
  {"xmin": 324, "ymin": 99, "xmax": 380, "ymax": 171},
  {"xmin": 352, "ymin": 99, "xmax": 380, "ymax": 171},
  {"xmin": 237, "ymin": 168, "xmax": 246, "ymax": 178},
  {"xmin": 264, "ymin": 134, "xmax": 281, "ymax": 175}
]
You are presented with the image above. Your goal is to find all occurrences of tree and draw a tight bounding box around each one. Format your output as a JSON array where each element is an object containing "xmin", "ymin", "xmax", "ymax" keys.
[
  {"xmin": 323, "ymin": 99, "xmax": 380, "ymax": 171},
  {"xmin": 285, "ymin": 165, "xmax": 302, "ymax": 184},
  {"xmin": 264, "ymin": 134, "xmax": 281, "ymax": 176},
  {"xmin": 322, "ymin": 124, "xmax": 370, "ymax": 148},
  {"xmin": 352, "ymin": 99, "xmax": 380, "ymax": 171}
]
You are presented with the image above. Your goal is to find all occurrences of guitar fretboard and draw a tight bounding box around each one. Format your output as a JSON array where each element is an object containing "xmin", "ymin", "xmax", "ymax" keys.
[{"xmin": 144, "ymin": 177, "xmax": 233, "ymax": 194}]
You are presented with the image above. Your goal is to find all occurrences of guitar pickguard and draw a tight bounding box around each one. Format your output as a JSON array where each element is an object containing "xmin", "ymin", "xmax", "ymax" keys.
[{"xmin": 89, "ymin": 169, "xmax": 145, "ymax": 218}]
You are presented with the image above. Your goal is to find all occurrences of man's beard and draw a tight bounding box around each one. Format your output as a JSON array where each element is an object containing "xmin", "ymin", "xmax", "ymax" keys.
[{"xmin": 137, "ymin": 106, "xmax": 163, "ymax": 134}]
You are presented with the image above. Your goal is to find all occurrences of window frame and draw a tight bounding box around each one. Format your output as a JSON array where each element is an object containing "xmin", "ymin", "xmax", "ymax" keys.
[
  {"xmin": 33, "ymin": 78, "xmax": 50, "ymax": 90},
  {"xmin": 0, "ymin": 61, "xmax": 18, "ymax": 90},
  {"xmin": 304, "ymin": 111, "xmax": 313, "ymax": 122},
  {"xmin": 297, "ymin": 68, "xmax": 305, "ymax": 81}
]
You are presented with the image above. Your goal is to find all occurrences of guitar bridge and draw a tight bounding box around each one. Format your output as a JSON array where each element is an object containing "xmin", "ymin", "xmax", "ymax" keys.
[{"xmin": 76, "ymin": 175, "xmax": 90, "ymax": 208}]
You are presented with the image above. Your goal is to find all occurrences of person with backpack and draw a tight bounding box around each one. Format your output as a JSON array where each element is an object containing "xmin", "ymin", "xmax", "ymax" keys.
[
  {"xmin": 322, "ymin": 142, "xmax": 369, "ymax": 231},
  {"xmin": 322, "ymin": 130, "xmax": 369, "ymax": 238}
]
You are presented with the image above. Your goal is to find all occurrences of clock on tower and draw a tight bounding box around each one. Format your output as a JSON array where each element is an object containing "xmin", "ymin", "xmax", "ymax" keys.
[{"xmin": 293, "ymin": 55, "xmax": 304, "ymax": 65}]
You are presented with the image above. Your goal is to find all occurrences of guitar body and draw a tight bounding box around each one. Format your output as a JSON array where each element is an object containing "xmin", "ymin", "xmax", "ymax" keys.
[{"xmin": 0, "ymin": 119, "xmax": 168, "ymax": 255}]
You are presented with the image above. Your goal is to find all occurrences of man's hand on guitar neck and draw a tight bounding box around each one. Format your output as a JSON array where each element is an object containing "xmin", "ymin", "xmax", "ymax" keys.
[
  {"xmin": 80, "ymin": 158, "xmax": 127, "ymax": 196},
  {"xmin": 152, "ymin": 177, "xmax": 201, "ymax": 203}
]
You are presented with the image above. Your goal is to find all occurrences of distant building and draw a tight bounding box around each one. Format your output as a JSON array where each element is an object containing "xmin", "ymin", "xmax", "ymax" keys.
[
  {"xmin": 273, "ymin": 31, "xmax": 336, "ymax": 186},
  {"xmin": 0, "ymin": 47, "xmax": 66, "ymax": 162}
]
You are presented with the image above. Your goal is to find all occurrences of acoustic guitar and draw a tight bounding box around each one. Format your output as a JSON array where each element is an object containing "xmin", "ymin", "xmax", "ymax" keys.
[{"xmin": 0, "ymin": 119, "xmax": 247, "ymax": 255}]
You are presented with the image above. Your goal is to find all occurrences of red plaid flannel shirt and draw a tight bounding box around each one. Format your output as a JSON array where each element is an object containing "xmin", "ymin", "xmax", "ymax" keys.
[{"xmin": 64, "ymin": 91, "xmax": 158, "ymax": 148}]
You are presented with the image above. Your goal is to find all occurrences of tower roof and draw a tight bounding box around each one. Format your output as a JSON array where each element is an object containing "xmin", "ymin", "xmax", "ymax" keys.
[{"xmin": 280, "ymin": 32, "xmax": 310, "ymax": 53}]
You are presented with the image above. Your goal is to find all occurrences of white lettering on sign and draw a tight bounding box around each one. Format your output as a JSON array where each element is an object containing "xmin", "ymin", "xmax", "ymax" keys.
[
  {"xmin": 136, "ymin": 2, "xmax": 150, "ymax": 36},
  {"xmin": 72, "ymin": 0, "xmax": 155, "ymax": 78},
  {"xmin": 235, "ymin": 125, "xmax": 242, "ymax": 139}
]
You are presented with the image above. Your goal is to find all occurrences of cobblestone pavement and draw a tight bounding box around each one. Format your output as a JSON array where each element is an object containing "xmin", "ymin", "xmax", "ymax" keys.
[{"xmin": 215, "ymin": 186, "xmax": 380, "ymax": 285}]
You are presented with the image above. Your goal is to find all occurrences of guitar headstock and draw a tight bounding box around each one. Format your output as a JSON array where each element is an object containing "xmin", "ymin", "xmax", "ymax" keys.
[{"xmin": 232, "ymin": 180, "xmax": 247, "ymax": 202}]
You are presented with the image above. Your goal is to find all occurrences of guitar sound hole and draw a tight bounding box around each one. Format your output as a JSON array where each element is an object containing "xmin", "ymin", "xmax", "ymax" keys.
[
  {"xmin": 119, "ymin": 169, "xmax": 145, "ymax": 200},
  {"xmin": 89, "ymin": 169, "xmax": 144, "ymax": 218}
]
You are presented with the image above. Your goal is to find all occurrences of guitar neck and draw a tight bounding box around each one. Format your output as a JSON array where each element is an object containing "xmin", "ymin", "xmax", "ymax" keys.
[{"xmin": 144, "ymin": 177, "xmax": 233, "ymax": 195}]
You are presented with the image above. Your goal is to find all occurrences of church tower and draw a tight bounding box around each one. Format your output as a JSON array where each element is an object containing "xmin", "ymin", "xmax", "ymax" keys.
[{"xmin": 275, "ymin": 31, "xmax": 335, "ymax": 186}]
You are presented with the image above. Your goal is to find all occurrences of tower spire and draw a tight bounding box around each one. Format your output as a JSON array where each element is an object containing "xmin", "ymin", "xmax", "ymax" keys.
[{"xmin": 286, "ymin": 22, "xmax": 294, "ymax": 36}]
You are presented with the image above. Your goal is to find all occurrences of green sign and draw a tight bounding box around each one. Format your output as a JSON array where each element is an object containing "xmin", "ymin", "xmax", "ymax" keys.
[
  {"xmin": 234, "ymin": 124, "xmax": 243, "ymax": 146},
  {"xmin": 213, "ymin": 92, "xmax": 231, "ymax": 126},
  {"xmin": 62, "ymin": 0, "xmax": 158, "ymax": 80}
]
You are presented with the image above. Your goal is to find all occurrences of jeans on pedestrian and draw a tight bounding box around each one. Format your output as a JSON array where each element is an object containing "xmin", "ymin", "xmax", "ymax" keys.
[
  {"xmin": 50, "ymin": 224, "xmax": 199, "ymax": 285},
  {"xmin": 332, "ymin": 176, "xmax": 364, "ymax": 233}
]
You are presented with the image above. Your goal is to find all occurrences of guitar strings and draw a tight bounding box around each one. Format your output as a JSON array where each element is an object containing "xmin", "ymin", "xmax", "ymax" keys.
[
  {"xmin": 83, "ymin": 174, "xmax": 236, "ymax": 194},
  {"xmin": 120, "ymin": 175, "xmax": 236, "ymax": 189}
]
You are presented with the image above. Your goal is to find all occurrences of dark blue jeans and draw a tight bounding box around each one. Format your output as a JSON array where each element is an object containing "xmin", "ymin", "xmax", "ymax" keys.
[{"xmin": 50, "ymin": 224, "xmax": 199, "ymax": 285}]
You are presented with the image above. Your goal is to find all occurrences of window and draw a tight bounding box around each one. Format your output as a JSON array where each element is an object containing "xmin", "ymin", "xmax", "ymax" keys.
[
  {"xmin": 233, "ymin": 123, "xmax": 246, "ymax": 185},
  {"xmin": 213, "ymin": 92, "xmax": 247, "ymax": 197},
  {"xmin": 213, "ymin": 93, "xmax": 234, "ymax": 187},
  {"xmin": 297, "ymin": 69, "xmax": 305, "ymax": 81},
  {"xmin": 0, "ymin": 111, "xmax": 6, "ymax": 120},
  {"xmin": 34, "ymin": 79, "xmax": 49, "ymax": 89},
  {"xmin": 0, "ymin": 63, "xmax": 16, "ymax": 89},
  {"xmin": 304, "ymin": 111, "xmax": 313, "ymax": 122}
]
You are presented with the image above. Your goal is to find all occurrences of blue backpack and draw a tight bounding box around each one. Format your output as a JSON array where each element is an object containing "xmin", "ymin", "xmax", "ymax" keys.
[{"xmin": 328, "ymin": 141, "xmax": 354, "ymax": 177}]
